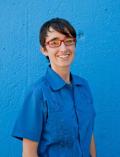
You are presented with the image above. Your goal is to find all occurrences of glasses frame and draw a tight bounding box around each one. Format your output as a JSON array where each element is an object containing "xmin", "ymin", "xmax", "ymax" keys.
[{"xmin": 45, "ymin": 38, "xmax": 76, "ymax": 48}]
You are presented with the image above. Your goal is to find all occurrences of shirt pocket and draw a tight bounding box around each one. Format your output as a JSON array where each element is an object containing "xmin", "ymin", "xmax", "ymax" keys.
[{"xmin": 47, "ymin": 99, "xmax": 64, "ymax": 112}]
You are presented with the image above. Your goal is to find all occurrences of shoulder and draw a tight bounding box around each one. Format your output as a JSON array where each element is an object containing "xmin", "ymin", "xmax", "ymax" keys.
[
  {"xmin": 72, "ymin": 74, "xmax": 90, "ymax": 87},
  {"xmin": 25, "ymin": 76, "xmax": 47, "ymax": 100}
]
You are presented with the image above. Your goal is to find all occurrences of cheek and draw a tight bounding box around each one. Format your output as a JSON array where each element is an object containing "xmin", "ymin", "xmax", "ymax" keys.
[
  {"xmin": 69, "ymin": 45, "xmax": 75, "ymax": 50},
  {"xmin": 48, "ymin": 50, "xmax": 58, "ymax": 59},
  {"xmin": 69, "ymin": 47, "xmax": 75, "ymax": 54}
]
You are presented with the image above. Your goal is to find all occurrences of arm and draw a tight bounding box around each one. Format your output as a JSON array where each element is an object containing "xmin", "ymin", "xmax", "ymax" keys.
[
  {"xmin": 90, "ymin": 134, "xmax": 96, "ymax": 157},
  {"xmin": 22, "ymin": 138, "xmax": 38, "ymax": 157}
]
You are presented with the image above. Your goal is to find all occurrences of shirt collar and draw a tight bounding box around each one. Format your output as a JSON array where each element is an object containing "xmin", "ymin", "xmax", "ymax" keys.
[{"xmin": 45, "ymin": 65, "xmax": 85, "ymax": 91}]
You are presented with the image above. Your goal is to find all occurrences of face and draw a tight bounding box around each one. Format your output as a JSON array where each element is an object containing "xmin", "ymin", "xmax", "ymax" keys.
[{"xmin": 41, "ymin": 27, "xmax": 76, "ymax": 71}]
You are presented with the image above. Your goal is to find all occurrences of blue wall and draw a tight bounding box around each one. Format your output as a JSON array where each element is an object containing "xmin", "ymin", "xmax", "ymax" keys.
[{"xmin": 0, "ymin": 0, "xmax": 120, "ymax": 156}]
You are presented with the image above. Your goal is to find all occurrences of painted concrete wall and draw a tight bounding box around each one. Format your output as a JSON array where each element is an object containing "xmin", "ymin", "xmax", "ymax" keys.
[{"xmin": 0, "ymin": 0, "xmax": 120, "ymax": 156}]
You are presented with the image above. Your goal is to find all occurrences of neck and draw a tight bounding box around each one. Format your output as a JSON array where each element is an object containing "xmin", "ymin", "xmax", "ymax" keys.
[{"xmin": 51, "ymin": 65, "xmax": 71, "ymax": 83}]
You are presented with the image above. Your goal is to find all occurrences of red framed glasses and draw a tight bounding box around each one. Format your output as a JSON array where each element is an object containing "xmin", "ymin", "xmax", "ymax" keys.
[{"xmin": 45, "ymin": 38, "xmax": 76, "ymax": 48}]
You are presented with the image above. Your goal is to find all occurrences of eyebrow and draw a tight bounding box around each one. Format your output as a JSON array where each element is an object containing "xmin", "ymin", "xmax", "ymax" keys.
[
  {"xmin": 47, "ymin": 37, "xmax": 60, "ymax": 42},
  {"xmin": 46, "ymin": 37, "xmax": 61, "ymax": 44},
  {"xmin": 47, "ymin": 36, "xmax": 73, "ymax": 43}
]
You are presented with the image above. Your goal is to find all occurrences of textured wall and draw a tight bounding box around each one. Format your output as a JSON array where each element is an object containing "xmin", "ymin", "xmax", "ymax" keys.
[{"xmin": 0, "ymin": 0, "xmax": 120, "ymax": 157}]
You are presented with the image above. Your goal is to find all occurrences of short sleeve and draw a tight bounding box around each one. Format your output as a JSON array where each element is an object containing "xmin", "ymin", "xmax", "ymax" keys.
[{"xmin": 11, "ymin": 86, "xmax": 44, "ymax": 142}]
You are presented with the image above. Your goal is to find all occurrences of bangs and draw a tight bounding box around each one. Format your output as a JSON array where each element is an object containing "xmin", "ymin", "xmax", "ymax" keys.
[{"xmin": 47, "ymin": 22, "xmax": 76, "ymax": 38}]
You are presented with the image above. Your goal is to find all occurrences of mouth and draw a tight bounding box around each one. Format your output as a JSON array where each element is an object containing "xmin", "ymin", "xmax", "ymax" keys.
[{"xmin": 57, "ymin": 54, "xmax": 70, "ymax": 59}]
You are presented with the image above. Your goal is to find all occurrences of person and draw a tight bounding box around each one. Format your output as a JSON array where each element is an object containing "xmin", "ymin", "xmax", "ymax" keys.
[{"xmin": 12, "ymin": 17, "xmax": 96, "ymax": 157}]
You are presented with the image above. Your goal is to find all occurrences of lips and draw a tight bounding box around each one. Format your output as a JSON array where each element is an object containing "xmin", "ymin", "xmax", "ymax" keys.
[{"xmin": 57, "ymin": 54, "xmax": 70, "ymax": 59}]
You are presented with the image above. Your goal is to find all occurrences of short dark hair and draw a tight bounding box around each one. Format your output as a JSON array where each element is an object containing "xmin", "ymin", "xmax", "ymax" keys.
[{"xmin": 39, "ymin": 17, "xmax": 76, "ymax": 48}]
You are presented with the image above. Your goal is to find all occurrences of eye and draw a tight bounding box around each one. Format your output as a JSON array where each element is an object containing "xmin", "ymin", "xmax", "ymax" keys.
[
  {"xmin": 49, "ymin": 40, "xmax": 60, "ymax": 46},
  {"xmin": 65, "ymin": 38, "xmax": 75, "ymax": 45}
]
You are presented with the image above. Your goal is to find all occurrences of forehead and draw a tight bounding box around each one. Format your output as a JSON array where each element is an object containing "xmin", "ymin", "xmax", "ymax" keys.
[{"xmin": 46, "ymin": 27, "xmax": 70, "ymax": 42}]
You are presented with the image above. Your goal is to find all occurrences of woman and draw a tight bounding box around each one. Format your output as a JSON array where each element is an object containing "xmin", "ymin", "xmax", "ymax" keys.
[{"xmin": 12, "ymin": 17, "xmax": 96, "ymax": 157}]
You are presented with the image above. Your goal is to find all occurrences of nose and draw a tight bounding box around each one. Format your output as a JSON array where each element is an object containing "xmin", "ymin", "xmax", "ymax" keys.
[{"xmin": 59, "ymin": 41, "xmax": 67, "ymax": 51}]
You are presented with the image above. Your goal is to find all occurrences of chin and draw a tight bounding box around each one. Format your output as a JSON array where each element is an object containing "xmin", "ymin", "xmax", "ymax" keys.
[{"xmin": 59, "ymin": 62, "xmax": 72, "ymax": 68}]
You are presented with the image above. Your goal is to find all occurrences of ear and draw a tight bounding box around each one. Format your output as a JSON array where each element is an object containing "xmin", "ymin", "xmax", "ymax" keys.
[{"xmin": 40, "ymin": 47, "xmax": 48, "ymax": 56}]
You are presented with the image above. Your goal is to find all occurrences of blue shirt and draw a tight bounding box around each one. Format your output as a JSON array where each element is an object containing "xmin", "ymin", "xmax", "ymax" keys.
[{"xmin": 12, "ymin": 66, "xmax": 95, "ymax": 157}]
